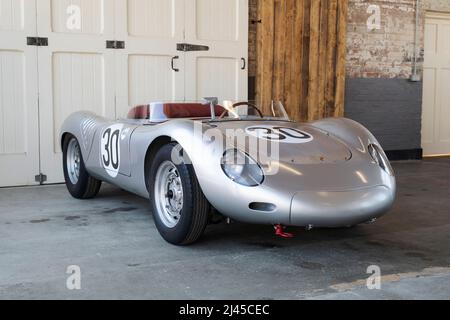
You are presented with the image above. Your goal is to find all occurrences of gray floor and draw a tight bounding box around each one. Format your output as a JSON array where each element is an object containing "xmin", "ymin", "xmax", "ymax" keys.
[{"xmin": 0, "ymin": 158, "xmax": 449, "ymax": 300}]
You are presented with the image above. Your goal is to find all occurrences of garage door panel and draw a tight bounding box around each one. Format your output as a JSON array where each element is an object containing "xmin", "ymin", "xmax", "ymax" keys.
[
  {"xmin": 438, "ymin": 68, "xmax": 450, "ymax": 143},
  {"xmin": 0, "ymin": 50, "xmax": 26, "ymax": 155},
  {"xmin": 128, "ymin": 0, "xmax": 176, "ymax": 38},
  {"xmin": 1, "ymin": 0, "xmax": 248, "ymax": 186},
  {"xmin": 439, "ymin": 24, "xmax": 450, "ymax": 53},
  {"xmin": 422, "ymin": 67, "xmax": 436, "ymax": 145},
  {"xmin": 115, "ymin": 0, "xmax": 184, "ymax": 119},
  {"xmin": 0, "ymin": 0, "xmax": 24, "ymax": 31},
  {"xmin": 422, "ymin": 13, "xmax": 450, "ymax": 156},
  {"xmin": 196, "ymin": 57, "xmax": 239, "ymax": 101},
  {"xmin": 196, "ymin": 0, "xmax": 238, "ymax": 41},
  {"xmin": 185, "ymin": 0, "xmax": 248, "ymax": 103},
  {"xmin": 50, "ymin": 0, "xmax": 104, "ymax": 34},
  {"xmin": 128, "ymin": 54, "xmax": 176, "ymax": 107},
  {"xmin": 39, "ymin": 0, "xmax": 114, "ymax": 37},
  {"xmin": 52, "ymin": 52, "xmax": 105, "ymax": 152},
  {"xmin": 424, "ymin": 22, "xmax": 437, "ymax": 56},
  {"xmin": 37, "ymin": 0, "xmax": 115, "ymax": 184},
  {"xmin": 0, "ymin": 0, "xmax": 39, "ymax": 187}
]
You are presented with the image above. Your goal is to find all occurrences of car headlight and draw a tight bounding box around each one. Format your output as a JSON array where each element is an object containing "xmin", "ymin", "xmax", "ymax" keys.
[
  {"xmin": 368, "ymin": 144, "xmax": 394, "ymax": 176},
  {"xmin": 221, "ymin": 149, "xmax": 264, "ymax": 186}
]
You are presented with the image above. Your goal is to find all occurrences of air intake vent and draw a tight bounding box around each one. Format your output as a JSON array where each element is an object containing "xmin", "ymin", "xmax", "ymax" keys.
[{"xmin": 249, "ymin": 202, "xmax": 277, "ymax": 212}]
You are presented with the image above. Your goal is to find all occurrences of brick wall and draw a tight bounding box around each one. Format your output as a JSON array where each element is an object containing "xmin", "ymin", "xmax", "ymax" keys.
[
  {"xmin": 346, "ymin": 0, "xmax": 450, "ymax": 79},
  {"xmin": 347, "ymin": 0, "xmax": 421, "ymax": 79}
]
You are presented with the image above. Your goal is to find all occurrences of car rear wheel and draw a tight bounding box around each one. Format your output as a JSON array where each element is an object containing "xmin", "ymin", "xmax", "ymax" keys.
[
  {"xmin": 63, "ymin": 134, "xmax": 102, "ymax": 199},
  {"xmin": 148, "ymin": 143, "xmax": 210, "ymax": 245}
]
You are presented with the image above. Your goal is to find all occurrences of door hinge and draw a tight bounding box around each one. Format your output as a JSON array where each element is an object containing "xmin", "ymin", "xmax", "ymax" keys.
[
  {"xmin": 106, "ymin": 40, "xmax": 125, "ymax": 49},
  {"xmin": 27, "ymin": 37, "xmax": 48, "ymax": 47},
  {"xmin": 35, "ymin": 174, "xmax": 47, "ymax": 184},
  {"xmin": 177, "ymin": 43, "xmax": 209, "ymax": 52}
]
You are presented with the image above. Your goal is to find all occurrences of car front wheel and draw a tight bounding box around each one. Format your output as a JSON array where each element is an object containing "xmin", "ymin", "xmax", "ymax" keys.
[{"xmin": 148, "ymin": 143, "xmax": 210, "ymax": 245}]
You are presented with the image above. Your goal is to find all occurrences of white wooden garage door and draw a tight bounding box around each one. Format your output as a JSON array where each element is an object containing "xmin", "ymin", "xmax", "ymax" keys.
[
  {"xmin": 0, "ymin": 0, "xmax": 248, "ymax": 187},
  {"xmin": 422, "ymin": 12, "xmax": 450, "ymax": 157},
  {"xmin": 0, "ymin": 0, "xmax": 40, "ymax": 187}
]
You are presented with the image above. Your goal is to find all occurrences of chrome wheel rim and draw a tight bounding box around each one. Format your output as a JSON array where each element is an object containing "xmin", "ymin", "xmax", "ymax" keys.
[
  {"xmin": 154, "ymin": 161, "xmax": 184, "ymax": 228},
  {"xmin": 67, "ymin": 138, "xmax": 81, "ymax": 185}
]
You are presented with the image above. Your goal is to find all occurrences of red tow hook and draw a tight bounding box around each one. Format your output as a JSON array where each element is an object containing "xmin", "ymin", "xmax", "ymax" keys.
[{"xmin": 274, "ymin": 224, "xmax": 294, "ymax": 238}]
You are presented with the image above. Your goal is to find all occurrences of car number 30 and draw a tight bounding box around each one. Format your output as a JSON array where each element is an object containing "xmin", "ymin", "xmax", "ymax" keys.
[
  {"xmin": 101, "ymin": 124, "xmax": 123, "ymax": 178},
  {"xmin": 246, "ymin": 126, "xmax": 313, "ymax": 144}
]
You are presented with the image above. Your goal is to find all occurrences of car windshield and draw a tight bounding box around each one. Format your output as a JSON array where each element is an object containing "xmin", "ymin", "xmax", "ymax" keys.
[{"xmin": 213, "ymin": 100, "xmax": 290, "ymax": 122}]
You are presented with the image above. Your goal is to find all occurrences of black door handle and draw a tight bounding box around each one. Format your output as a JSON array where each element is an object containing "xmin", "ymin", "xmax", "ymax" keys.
[
  {"xmin": 241, "ymin": 58, "xmax": 246, "ymax": 70},
  {"xmin": 171, "ymin": 56, "xmax": 179, "ymax": 72}
]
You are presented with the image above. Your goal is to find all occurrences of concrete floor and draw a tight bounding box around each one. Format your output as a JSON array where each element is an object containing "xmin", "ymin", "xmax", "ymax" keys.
[{"xmin": 0, "ymin": 158, "xmax": 449, "ymax": 300}]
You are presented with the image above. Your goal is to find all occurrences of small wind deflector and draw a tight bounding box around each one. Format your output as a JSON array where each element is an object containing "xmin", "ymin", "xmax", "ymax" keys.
[{"xmin": 203, "ymin": 97, "xmax": 219, "ymax": 120}]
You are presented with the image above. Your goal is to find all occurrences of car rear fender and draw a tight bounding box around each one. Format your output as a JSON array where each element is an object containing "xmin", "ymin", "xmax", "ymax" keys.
[{"xmin": 60, "ymin": 111, "xmax": 108, "ymax": 161}]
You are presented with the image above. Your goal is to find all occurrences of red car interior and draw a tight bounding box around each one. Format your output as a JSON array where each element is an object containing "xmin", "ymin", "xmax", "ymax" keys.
[
  {"xmin": 127, "ymin": 103, "xmax": 225, "ymax": 120},
  {"xmin": 127, "ymin": 105, "xmax": 150, "ymax": 120}
]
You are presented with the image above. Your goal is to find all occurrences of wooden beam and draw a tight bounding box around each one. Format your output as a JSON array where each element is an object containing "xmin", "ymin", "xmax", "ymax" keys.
[
  {"xmin": 325, "ymin": 0, "xmax": 338, "ymax": 118},
  {"xmin": 300, "ymin": 0, "xmax": 311, "ymax": 121},
  {"xmin": 289, "ymin": 0, "xmax": 305, "ymax": 121},
  {"xmin": 334, "ymin": 0, "xmax": 348, "ymax": 118},
  {"xmin": 308, "ymin": 0, "xmax": 321, "ymax": 121},
  {"xmin": 282, "ymin": 0, "xmax": 295, "ymax": 119},
  {"xmin": 256, "ymin": 0, "xmax": 275, "ymax": 115},
  {"xmin": 318, "ymin": 0, "xmax": 329, "ymax": 119},
  {"xmin": 272, "ymin": 0, "xmax": 287, "ymax": 102}
]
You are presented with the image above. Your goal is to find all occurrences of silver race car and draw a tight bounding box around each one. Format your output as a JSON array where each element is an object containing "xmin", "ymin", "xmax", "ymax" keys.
[{"xmin": 60, "ymin": 99, "xmax": 396, "ymax": 245}]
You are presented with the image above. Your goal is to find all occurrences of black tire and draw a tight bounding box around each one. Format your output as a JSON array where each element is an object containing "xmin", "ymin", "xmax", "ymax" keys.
[
  {"xmin": 63, "ymin": 134, "xmax": 102, "ymax": 199},
  {"xmin": 148, "ymin": 143, "xmax": 210, "ymax": 245}
]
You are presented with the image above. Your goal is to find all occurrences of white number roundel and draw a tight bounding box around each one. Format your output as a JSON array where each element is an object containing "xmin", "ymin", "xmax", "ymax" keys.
[
  {"xmin": 101, "ymin": 124, "xmax": 123, "ymax": 178},
  {"xmin": 245, "ymin": 125, "xmax": 313, "ymax": 144}
]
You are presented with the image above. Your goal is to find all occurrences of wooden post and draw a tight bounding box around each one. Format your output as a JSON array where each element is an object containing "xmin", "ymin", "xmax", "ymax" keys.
[
  {"xmin": 334, "ymin": 0, "xmax": 348, "ymax": 118},
  {"xmin": 256, "ymin": 0, "xmax": 275, "ymax": 115},
  {"xmin": 318, "ymin": 0, "xmax": 329, "ymax": 119},
  {"xmin": 308, "ymin": 0, "xmax": 320, "ymax": 121},
  {"xmin": 325, "ymin": 0, "xmax": 338, "ymax": 118}
]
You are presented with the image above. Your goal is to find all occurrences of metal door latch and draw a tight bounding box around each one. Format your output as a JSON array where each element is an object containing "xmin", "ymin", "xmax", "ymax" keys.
[
  {"xmin": 177, "ymin": 43, "xmax": 209, "ymax": 52},
  {"xmin": 27, "ymin": 37, "xmax": 48, "ymax": 47},
  {"xmin": 106, "ymin": 41, "xmax": 125, "ymax": 49}
]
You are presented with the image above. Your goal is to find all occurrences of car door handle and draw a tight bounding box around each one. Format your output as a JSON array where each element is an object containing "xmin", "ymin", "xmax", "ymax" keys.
[{"xmin": 171, "ymin": 56, "xmax": 179, "ymax": 72}]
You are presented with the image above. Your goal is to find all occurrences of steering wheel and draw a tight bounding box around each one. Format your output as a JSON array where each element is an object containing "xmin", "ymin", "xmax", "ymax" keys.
[{"xmin": 218, "ymin": 102, "xmax": 264, "ymax": 119}]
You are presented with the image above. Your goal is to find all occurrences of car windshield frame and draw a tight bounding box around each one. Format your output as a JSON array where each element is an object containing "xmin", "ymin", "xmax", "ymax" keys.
[{"xmin": 206, "ymin": 100, "xmax": 291, "ymax": 123}]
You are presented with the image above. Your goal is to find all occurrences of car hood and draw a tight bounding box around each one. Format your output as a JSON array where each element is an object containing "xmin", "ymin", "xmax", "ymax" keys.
[{"xmin": 208, "ymin": 121, "xmax": 352, "ymax": 164}]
